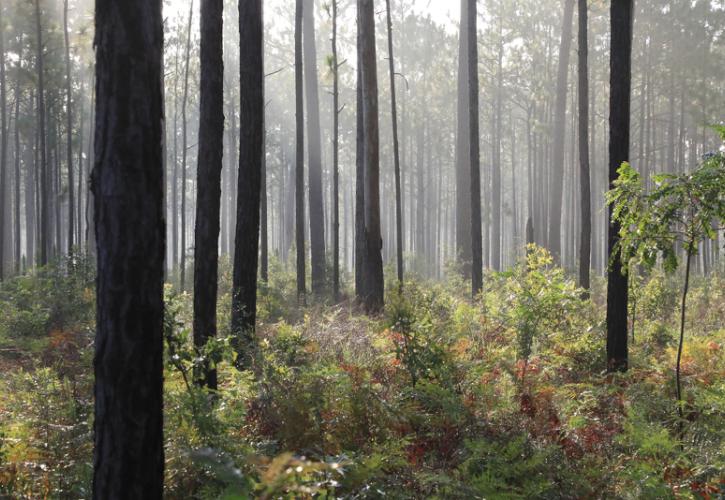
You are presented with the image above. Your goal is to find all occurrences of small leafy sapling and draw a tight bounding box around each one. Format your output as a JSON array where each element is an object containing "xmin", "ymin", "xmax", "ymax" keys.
[{"xmin": 607, "ymin": 128, "xmax": 725, "ymax": 435}]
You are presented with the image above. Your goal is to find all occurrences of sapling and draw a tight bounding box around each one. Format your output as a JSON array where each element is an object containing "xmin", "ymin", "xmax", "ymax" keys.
[{"xmin": 607, "ymin": 128, "xmax": 725, "ymax": 435}]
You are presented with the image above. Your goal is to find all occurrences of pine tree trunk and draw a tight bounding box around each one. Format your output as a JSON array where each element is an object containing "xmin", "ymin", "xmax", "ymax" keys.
[
  {"xmin": 455, "ymin": 0, "xmax": 472, "ymax": 277},
  {"xmin": 547, "ymin": 0, "xmax": 575, "ymax": 263},
  {"xmin": 35, "ymin": 0, "xmax": 48, "ymax": 266},
  {"xmin": 578, "ymin": 0, "xmax": 591, "ymax": 294},
  {"xmin": 179, "ymin": 0, "xmax": 194, "ymax": 291},
  {"xmin": 354, "ymin": 46, "xmax": 365, "ymax": 300},
  {"xmin": 0, "ymin": 0, "xmax": 6, "ymax": 279},
  {"xmin": 385, "ymin": 0, "xmax": 404, "ymax": 291},
  {"xmin": 92, "ymin": 0, "xmax": 165, "ymax": 494},
  {"xmin": 359, "ymin": 0, "xmax": 384, "ymax": 312},
  {"xmin": 193, "ymin": 0, "xmax": 224, "ymax": 390},
  {"xmin": 332, "ymin": 0, "xmax": 341, "ymax": 301},
  {"xmin": 232, "ymin": 0, "xmax": 263, "ymax": 367},
  {"xmin": 295, "ymin": 0, "xmax": 306, "ymax": 302},
  {"xmin": 303, "ymin": 0, "xmax": 326, "ymax": 294},
  {"xmin": 63, "ymin": 0, "xmax": 75, "ymax": 252},
  {"xmin": 606, "ymin": 0, "xmax": 633, "ymax": 372},
  {"xmin": 468, "ymin": 0, "xmax": 482, "ymax": 295}
]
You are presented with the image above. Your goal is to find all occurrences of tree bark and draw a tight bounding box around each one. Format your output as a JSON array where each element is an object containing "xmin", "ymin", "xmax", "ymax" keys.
[
  {"xmin": 63, "ymin": 0, "xmax": 75, "ymax": 252},
  {"xmin": 34, "ymin": 0, "xmax": 49, "ymax": 266},
  {"xmin": 468, "ymin": 0, "xmax": 482, "ymax": 296},
  {"xmin": 193, "ymin": 0, "xmax": 224, "ymax": 390},
  {"xmin": 606, "ymin": 0, "xmax": 633, "ymax": 372},
  {"xmin": 232, "ymin": 0, "xmax": 264, "ymax": 367},
  {"xmin": 354, "ymin": 40, "xmax": 365, "ymax": 301},
  {"xmin": 578, "ymin": 0, "xmax": 591, "ymax": 294},
  {"xmin": 385, "ymin": 0, "xmax": 404, "ymax": 291},
  {"xmin": 303, "ymin": 0, "xmax": 326, "ymax": 294},
  {"xmin": 179, "ymin": 0, "xmax": 194, "ymax": 291},
  {"xmin": 455, "ymin": 0, "xmax": 472, "ymax": 276},
  {"xmin": 0, "ymin": 0, "xmax": 6, "ymax": 279},
  {"xmin": 332, "ymin": 0, "xmax": 341, "ymax": 301},
  {"xmin": 92, "ymin": 0, "xmax": 165, "ymax": 494},
  {"xmin": 295, "ymin": 0, "xmax": 306, "ymax": 302},
  {"xmin": 547, "ymin": 0, "xmax": 575, "ymax": 262},
  {"xmin": 359, "ymin": 0, "xmax": 384, "ymax": 312}
]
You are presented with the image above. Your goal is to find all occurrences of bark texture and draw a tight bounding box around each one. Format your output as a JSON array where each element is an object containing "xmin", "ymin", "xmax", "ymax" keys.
[
  {"xmin": 606, "ymin": 0, "xmax": 633, "ymax": 372},
  {"xmin": 92, "ymin": 0, "xmax": 165, "ymax": 495},
  {"xmin": 193, "ymin": 0, "xmax": 224, "ymax": 389},
  {"xmin": 232, "ymin": 0, "xmax": 263, "ymax": 366}
]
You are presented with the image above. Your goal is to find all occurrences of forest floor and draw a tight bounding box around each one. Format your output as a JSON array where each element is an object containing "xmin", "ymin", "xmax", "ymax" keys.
[{"xmin": 0, "ymin": 249, "xmax": 724, "ymax": 499}]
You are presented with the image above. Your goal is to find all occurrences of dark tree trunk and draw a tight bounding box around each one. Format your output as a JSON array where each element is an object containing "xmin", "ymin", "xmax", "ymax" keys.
[
  {"xmin": 578, "ymin": 0, "xmax": 591, "ymax": 294},
  {"xmin": 332, "ymin": 0, "xmax": 341, "ymax": 301},
  {"xmin": 63, "ymin": 0, "xmax": 75, "ymax": 252},
  {"xmin": 468, "ymin": 0, "xmax": 482, "ymax": 295},
  {"xmin": 92, "ymin": 0, "xmax": 165, "ymax": 494},
  {"xmin": 455, "ymin": 0, "xmax": 472, "ymax": 276},
  {"xmin": 359, "ymin": 0, "xmax": 384, "ymax": 312},
  {"xmin": 606, "ymin": 0, "xmax": 633, "ymax": 372},
  {"xmin": 0, "ymin": 0, "xmax": 6, "ymax": 279},
  {"xmin": 260, "ymin": 129, "xmax": 268, "ymax": 282},
  {"xmin": 295, "ymin": 0, "xmax": 306, "ymax": 302},
  {"xmin": 547, "ymin": 0, "xmax": 575, "ymax": 262},
  {"xmin": 385, "ymin": 0, "xmax": 404, "ymax": 291},
  {"xmin": 14, "ymin": 64, "xmax": 21, "ymax": 274},
  {"xmin": 193, "ymin": 0, "xmax": 223, "ymax": 390},
  {"xmin": 180, "ymin": 0, "xmax": 194, "ymax": 291},
  {"xmin": 35, "ymin": 0, "xmax": 49, "ymax": 266},
  {"xmin": 303, "ymin": 0, "xmax": 326, "ymax": 295},
  {"xmin": 491, "ymin": 16, "xmax": 503, "ymax": 271},
  {"xmin": 232, "ymin": 0, "xmax": 263, "ymax": 367},
  {"xmin": 354, "ymin": 46, "xmax": 365, "ymax": 300}
]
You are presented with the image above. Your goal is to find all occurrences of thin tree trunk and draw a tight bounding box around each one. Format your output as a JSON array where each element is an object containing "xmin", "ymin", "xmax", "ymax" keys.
[
  {"xmin": 354, "ymin": 39, "xmax": 365, "ymax": 300},
  {"xmin": 385, "ymin": 0, "xmax": 404, "ymax": 291},
  {"xmin": 578, "ymin": 0, "xmax": 591, "ymax": 294},
  {"xmin": 193, "ymin": 0, "xmax": 224, "ymax": 390},
  {"xmin": 63, "ymin": 0, "xmax": 75, "ymax": 252},
  {"xmin": 676, "ymin": 247, "xmax": 693, "ymax": 436},
  {"xmin": 232, "ymin": 0, "xmax": 263, "ymax": 368},
  {"xmin": 331, "ymin": 0, "xmax": 341, "ymax": 301},
  {"xmin": 92, "ymin": 0, "xmax": 165, "ymax": 494},
  {"xmin": 606, "ymin": 0, "xmax": 633, "ymax": 372},
  {"xmin": 302, "ymin": 0, "xmax": 326, "ymax": 295},
  {"xmin": 295, "ymin": 0, "xmax": 306, "ymax": 302},
  {"xmin": 13, "ymin": 63, "xmax": 21, "ymax": 273},
  {"xmin": 35, "ymin": 0, "xmax": 48, "ymax": 266},
  {"xmin": 547, "ymin": 0, "xmax": 575, "ymax": 262},
  {"xmin": 0, "ymin": 0, "xmax": 6, "ymax": 279},
  {"xmin": 456, "ymin": 0, "xmax": 472, "ymax": 276},
  {"xmin": 468, "ymin": 0, "xmax": 482, "ymax": 295},
  {"xmin": 179, "ymin": 0, "xmax": 194, "ymax": 291}
]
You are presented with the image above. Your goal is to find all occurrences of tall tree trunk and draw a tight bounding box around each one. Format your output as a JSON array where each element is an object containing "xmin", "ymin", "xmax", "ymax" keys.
[
  {"xmin": 295, "ymin": 0, "xmax": 306, "ymax": 302},
  {"xmin": 193, "ymin": 0, "xmax": 223, "ymax": 390},
  {"xmin": 13, "ymin": 64, "xmax": 21, "ymax": 273},
  {"xmin": 385, "ymin": 0, "xmax": 404, "ymax": 291},
  {"xmin": 359, "ymin": 0, "xmax": 384, "ymax": 312},
  {"xmin": 578, "ymin": 0, "xmax": 591, "ymax": 294},
  {"xmin": 172, "ymin": 50, "xmax": 179, "ymax": 273},
  {"xmin": 232, "ymin": 0, "xmax": 263, "ymax": 368},
  {"xmin": 331, "ymin": 0, "xmax": 341, "ymax": 301},
  {"xmin": 92, "ymin": 0, "xmax": 165, "ymax": 494},
  {"xmin": 491, "ymin": 15, "xmax": 503, "ymax": 271},
  {"xmin": 547, "ymin": 0, "xmax": 575, "ymax": 262},
  {"xmin": 354, "ymin": 41, "xmax": 365, "ymax": 300},
  {"xmin": 456, "ymin": 0, "xmax": 472, "ymax": 276},
  {"xmin": 303, "ymin": 0, "xmax": 326, "ymax": 294},
  {"xmin": 468, "ymin": 0, "xmax": 482, "ymax": 295},
  {"xmin": 180, "ymin": 0, "xmax": 194, "ymax": 290},
  {"xmin": 0, "ymin": 0, "xmax": 6, "ymax": 279},
  {"xmin": 63, "ymin": 0, "xmax": 75, "ymax": 252},
  {"xmin": 260, "ymin": 127, "xmax": 268, "ymax": 282},
  {"xmin": 35, "ymin": 0, "xmax": 49, "ymax": 266},
  {"xmin": 606, "ymin": 0, "xmax": 633, "ymax": 372}
]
